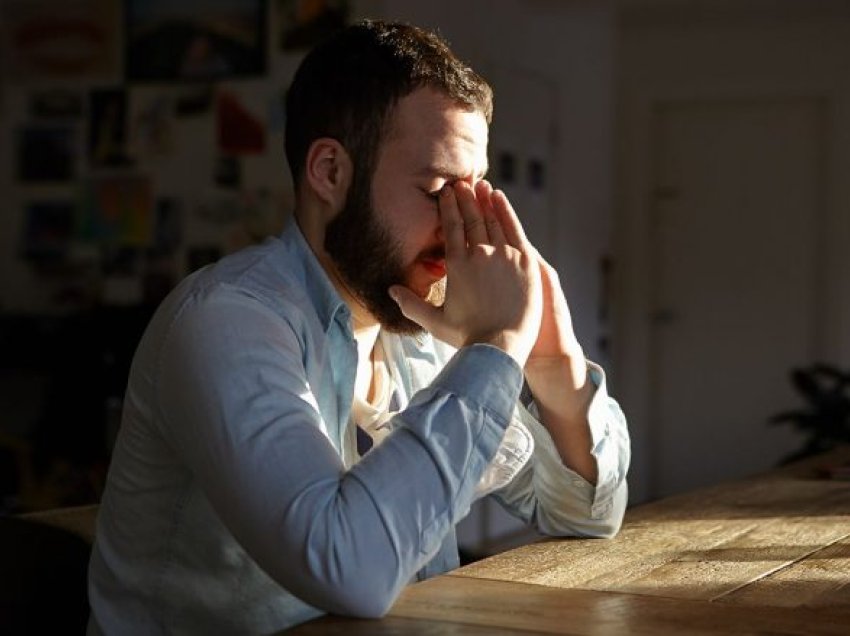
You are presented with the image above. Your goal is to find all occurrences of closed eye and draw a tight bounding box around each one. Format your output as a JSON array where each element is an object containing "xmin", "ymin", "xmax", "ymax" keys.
[{"xmin": 423, "ymin": 188, "xmax": 442, "ymax": 202}]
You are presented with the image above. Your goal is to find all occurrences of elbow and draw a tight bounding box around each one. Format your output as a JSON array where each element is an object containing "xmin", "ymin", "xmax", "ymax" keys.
[
  {"xmin": 327, "ymin": 586, "xmax": 396, "ymax": 619},
  {"xmin": 537, "ymin": 483, "xmax": 628, "ymax": 539},
  {"xmin": 294, "ymin": 542, "xmax": 404, "ymax": 619},
  {"xmin": 268, "ymin": 562, "xmax": 402, "ymax": 620},
  {"xmin": 582, "ymin": 514, "xmax": 623, "ymax": 540},
  {"xmin": 581, "ymin": 483, "xmax": 628, "ymax": 539}
]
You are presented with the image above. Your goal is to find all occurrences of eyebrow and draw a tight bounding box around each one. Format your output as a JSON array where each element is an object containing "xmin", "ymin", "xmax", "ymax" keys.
[{"xmin": 417, "ymin": 163, "xmax": 490, "ymax": 182}]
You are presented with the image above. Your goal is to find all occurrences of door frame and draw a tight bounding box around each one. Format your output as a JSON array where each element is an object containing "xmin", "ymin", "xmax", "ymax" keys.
[{"xmin": 613, "ymin": 81, "xmax": 838, "ymax": 504}]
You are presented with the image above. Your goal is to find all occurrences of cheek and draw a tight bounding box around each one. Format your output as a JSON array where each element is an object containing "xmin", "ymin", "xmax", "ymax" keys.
[{"xmin": 385, "ymin": 202, "xmax": 439, "ymax": 259}]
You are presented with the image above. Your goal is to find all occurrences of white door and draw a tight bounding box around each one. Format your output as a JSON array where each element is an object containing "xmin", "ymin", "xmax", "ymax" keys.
[{"xmin": 648, "ymin": 98, "xmax": 823, "ymax": 497}]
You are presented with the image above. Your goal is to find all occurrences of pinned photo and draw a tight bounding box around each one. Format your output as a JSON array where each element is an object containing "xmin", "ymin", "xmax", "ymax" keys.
[
  {"xmin": 125, "ymin": 0, "xmax": 266, "ymax": 82},
  {"xmin": 89, "ymin": 88, "xmax": 133, "ymax": 167},
  {"xmin": 17, "ymin": 126, "xmax": 75, "ymax": 182}
]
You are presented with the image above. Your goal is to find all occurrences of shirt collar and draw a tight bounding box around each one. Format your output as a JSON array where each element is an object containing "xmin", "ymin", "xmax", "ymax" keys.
[{"xmin": 279, "ymin": 219, "xmax": 350, "ymax": 334}]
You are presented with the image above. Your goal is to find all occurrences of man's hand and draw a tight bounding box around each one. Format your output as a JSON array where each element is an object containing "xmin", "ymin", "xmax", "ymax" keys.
[
  {"xmin": 389, "ymin": 181, "xmax": 542, "ymax": 368},
  {"xmin": 475, "ymin": 185, "xmax": 598, "ymax": 483}
]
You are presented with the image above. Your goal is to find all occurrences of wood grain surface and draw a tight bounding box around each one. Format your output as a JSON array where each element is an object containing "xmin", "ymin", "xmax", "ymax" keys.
[
  {"xmin": 451, "ymin": 446, "xmax": 850, "ymax": 610},
  {"xmin": 286, "ymin": 447, "xmax": 850, "ymax": 633}
]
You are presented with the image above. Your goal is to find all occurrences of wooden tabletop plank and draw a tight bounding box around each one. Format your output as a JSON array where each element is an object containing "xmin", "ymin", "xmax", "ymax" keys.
[
  {"xmin": 591, "ymin": 516, "xmax": 850, "ymax": 602},
  {"xmin": 287, "ymin": 450, "xmax": 850, "ymax": 633},
  {"xmin": 388, "ymin": 576, "xmax": 850, "ymax": 635},
  {"xmin": 452, "ymin": 448, "xmax": 850, "ymax": 607},
  {"xmin": 716, "ymin": 533, "xmax": 850, "ymax": 608},
  {"xmin": 285, "ymin": 614, "xmax": 536, "ymax": 635}
]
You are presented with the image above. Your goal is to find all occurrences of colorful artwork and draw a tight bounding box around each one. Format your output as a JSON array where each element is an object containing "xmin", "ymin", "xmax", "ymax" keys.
[
  {"xmin": 1, "ymin": 0, "xmax": 120, "ymax": 80},
  {"xmin": 77, "ymin": 177, "xmax": 153, "ymax": 247},
  {"xmin": 216, "ymin": 91, "xmax": 266, "ymax": 155},
  {"xmin": 125, "ymin": 0, "xmax": 266, "ymax": 82}
]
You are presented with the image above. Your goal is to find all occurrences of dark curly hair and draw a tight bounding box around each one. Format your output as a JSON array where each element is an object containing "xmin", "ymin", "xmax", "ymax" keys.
[{"xmin": 284, "ymin": 20, "xmax": 493, "ymax": 191}]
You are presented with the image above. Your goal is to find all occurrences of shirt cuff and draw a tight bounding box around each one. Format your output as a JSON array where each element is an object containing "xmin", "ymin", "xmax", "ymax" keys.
[{"xmin": 585, "ymin": 360, "xmax": 625, "ymax": 518}]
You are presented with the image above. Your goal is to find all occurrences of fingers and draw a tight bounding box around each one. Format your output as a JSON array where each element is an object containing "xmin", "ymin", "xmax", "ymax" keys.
[
  {"xmin": 491, "ymin": 189, "xmax": 529, "ymax": 249},
  {"xmin": 454, "ymin": 181, "xmax": 489, "ymax": 246},
  {"xmin": 438, "ymin": 185, "xmax": 466, "ymax": 259},
  {"xmin": 475, "ymin": 180, "xmax": 507, "ymax": 246},
  {"xmin": 389, "ymin": 285, "xmax": 441, "ymax": 331},
  {"xmin": 440, "ymin": 181, "xmax": 519, "ymax": 254}
]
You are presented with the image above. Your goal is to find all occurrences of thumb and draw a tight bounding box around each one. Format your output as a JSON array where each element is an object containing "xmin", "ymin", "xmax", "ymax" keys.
[{"xmin": 389, "ymin": 285, "xmax": 442, "ymax": 331}]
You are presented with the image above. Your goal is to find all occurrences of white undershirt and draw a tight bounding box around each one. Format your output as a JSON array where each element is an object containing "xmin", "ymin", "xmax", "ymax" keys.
[
  {"xmin": 350, "ymin": 340, "xmax": 395, "ymax": 446},
  {"xmin": 351, "ymin": 320, "xmax": 395, "ymax": 449}
]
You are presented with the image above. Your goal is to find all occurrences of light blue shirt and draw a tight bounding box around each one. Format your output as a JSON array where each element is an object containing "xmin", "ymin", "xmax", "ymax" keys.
[{"xmin": 88, "ymin": 221, "xmax": 630, "ymax": 635}]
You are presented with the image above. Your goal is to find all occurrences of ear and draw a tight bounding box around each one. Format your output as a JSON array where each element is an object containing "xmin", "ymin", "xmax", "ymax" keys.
[{"xmin": 304, "ymin": 138, "xmax": 353, "ymax": 214}]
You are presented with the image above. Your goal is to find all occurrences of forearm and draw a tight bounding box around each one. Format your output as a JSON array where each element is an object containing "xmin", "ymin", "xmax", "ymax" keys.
[
  {"xmin": 524, "ymin": 353, "xmax": 597, "ymax": 484},
  {"xmin": 162, "ymin": 306, "xmax": 522, "ymax": 616},
  {"xmin": 495, "ymin": 361, "xmax": 631, "ymax": 539}
]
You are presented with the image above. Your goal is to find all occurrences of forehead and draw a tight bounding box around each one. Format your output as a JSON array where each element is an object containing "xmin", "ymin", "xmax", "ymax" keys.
[{"xmin": 380, "ymin": 87, "xmax": 489, "ymax": 180}]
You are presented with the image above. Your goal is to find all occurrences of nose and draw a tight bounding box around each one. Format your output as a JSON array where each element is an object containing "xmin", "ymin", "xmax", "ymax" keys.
[{"xmin": 435, "ymin": 223, "xmax": 445, "ymax": 243}]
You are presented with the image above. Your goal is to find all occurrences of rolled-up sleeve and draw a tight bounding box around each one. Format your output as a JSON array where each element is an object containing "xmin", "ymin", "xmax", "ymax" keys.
[{"xmin": 493, "ymin": 361, "xmax": 631, "ymax": 539}]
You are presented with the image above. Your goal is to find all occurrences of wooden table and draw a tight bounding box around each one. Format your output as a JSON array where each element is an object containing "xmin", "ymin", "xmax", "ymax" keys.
[{"xmin": 289, "ymin": 447, "xmax": 850, "ymax": 634}]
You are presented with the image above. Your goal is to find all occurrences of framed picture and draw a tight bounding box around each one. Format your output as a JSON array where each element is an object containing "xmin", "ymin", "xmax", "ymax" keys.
[
  {"xmin": 89, "ymin": 88, "xmax": 133, "ymax": 167},
  {"xmin": 21, "ymin": 201, "xmax": 75, "ymax": 263},
  {"xmin": 77, "ymin": 176, "xmax": 154, "ymax": 247},
  {"xmin": 29, "ymin": 90, "xmax": 84, "ymax": 119},
  {"xmin": 17, "ymin": 126, "xmax": 75, "ymax": 182},
  {"xmin": 125, "ymin": 0, "xmax": 267, "ymax": 82},
  {"xmin": 277, "ymin": 0, "xmax": 348, "ymax": 51},
  {"xmin": 1, "ymin": 0, "xmax": 120, "ymax": 81}
]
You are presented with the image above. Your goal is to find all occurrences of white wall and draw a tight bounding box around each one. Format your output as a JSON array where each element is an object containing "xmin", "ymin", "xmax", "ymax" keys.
[{"xmin": 615, "ymin": 0, "xmax": 850, "ymax": 502}]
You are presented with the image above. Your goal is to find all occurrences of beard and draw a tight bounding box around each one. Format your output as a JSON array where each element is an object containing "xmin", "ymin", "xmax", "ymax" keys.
[{"xmin": 324, "ymin": 173, "xmax": 445, "ymax": 335}]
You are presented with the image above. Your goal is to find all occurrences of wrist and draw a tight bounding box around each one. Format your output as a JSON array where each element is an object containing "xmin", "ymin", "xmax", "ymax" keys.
[
  {"xmin": 524, "ymin": 353, "xmax": 591, "ymax": 422},
  {"xmin": 525, "ymin": 350, "xmax": 587, "ymax": 387},
  {"xmin": 465, "ymin": 330, "xmax": 530, "ymax": 368}
]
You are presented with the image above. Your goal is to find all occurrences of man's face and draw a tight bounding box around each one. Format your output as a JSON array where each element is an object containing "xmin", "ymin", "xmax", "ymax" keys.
[{"xmin": 325, "ymin": 87, "xmax": 489, "ymax": 333}]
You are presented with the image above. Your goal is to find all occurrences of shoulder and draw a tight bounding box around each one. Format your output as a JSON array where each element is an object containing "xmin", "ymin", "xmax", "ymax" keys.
[{"xmin": 155, "ymin": 240, "xmax": 320, "ymax": 348}]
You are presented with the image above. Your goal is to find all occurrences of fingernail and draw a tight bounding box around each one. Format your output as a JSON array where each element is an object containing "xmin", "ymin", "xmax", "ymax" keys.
[{"xmin": 388, "ymin": 287, "xmax": 400, "ymax": 303}]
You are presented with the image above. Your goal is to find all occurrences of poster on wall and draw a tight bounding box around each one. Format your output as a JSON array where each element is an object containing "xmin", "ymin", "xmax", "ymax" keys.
[
  {"xmin": 16, "ymin": 126, "xmax": 75, "ymax": 182},
  {"xmin": 153, "ymin": 198, "xmax": 183, "ymax": 253},
  {"xmin": 125, "ymin": 0, "xmax": 267, "ymax": 82},
  {"xmin": 131, "ymin": 93, "xmax": 175, "ymax": 159},
  {"xmin": 89, "ymin": 88, "xmax": 133, "ymax": 167},
  {"xmin": 21, "ymin": 201, "xmax": 76, "ymax": 264},
  {"xmin": 77, "ymin": 176, "xmax": 153, "ymax": 247},
  {"xmin": 29, "ymin": 90, "xmax": 84, "ymax": 119},
  {"xmin": 0, "ymin": 0, "xmax": 120, "ymax": 82},
  {"xmin": 277, "ymin": 0, "xmax": 348, "ymax": 51},
  {"xmin": 216, "ymin": 90, "xmax": 266, "ymax": 155}
]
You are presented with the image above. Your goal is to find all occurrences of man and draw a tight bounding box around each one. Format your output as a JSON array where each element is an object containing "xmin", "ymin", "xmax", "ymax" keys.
[{"xmin": 88, "ymin": 20, "xmax": 630, "ymax": 634}]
